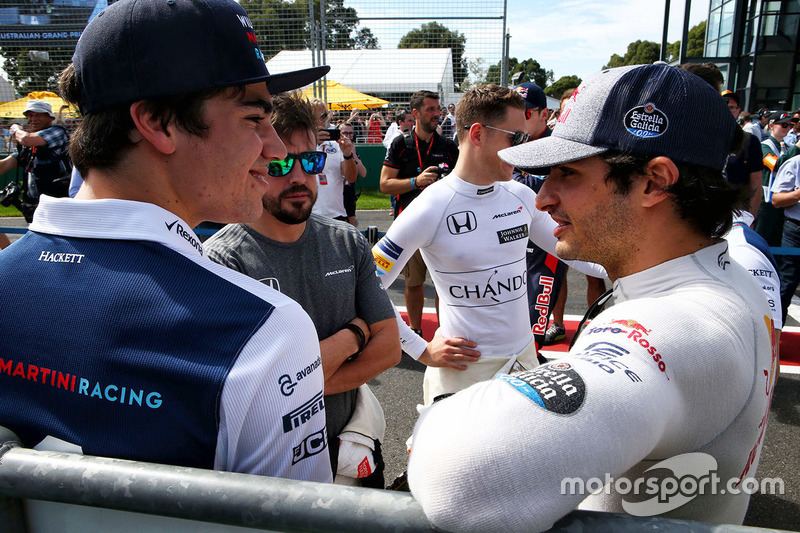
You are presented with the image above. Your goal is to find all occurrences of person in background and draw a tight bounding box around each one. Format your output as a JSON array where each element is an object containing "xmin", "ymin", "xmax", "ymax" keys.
[{"xmin": 340, "ymin": 121, "xmax": 367, "ymax": 225}]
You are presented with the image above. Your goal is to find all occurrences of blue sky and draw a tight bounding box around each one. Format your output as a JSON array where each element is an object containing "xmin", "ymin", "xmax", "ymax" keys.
[{"xmin": 505, "ymin": 0, "xmax": 710, "ymax": 81}]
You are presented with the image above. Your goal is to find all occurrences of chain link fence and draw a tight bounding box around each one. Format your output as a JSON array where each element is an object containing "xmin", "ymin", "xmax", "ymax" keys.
[{"xmin": 0, "ymin": 0, "xmax": 508, "ymax": 111}]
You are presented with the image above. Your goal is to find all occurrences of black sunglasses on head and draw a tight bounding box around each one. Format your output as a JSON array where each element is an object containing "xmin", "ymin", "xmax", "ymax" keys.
[{"xmin": 267, "ymin": 151, "xmax": 327, "ymax": 177}]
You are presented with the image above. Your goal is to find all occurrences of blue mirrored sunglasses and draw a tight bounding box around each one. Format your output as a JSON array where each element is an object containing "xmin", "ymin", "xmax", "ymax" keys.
[{"xmin": 267, "ymin": 151, "xmax": 327, "ymax": 177}]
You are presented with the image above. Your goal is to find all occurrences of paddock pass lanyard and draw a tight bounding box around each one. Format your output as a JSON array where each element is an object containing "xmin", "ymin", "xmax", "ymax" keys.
[{"xmin": 414, "ymin": 132, "xmax": 434, "ymax": 173}]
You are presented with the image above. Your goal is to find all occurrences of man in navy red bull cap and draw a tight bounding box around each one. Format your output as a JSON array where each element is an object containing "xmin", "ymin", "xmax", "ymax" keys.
[
  {"xmin": 0, "ymin": 0, "xmax": 333, "ymax": 482},
  {"xmin": 408, "ymin": 64, "xmax": 777, "ymax": 531}
]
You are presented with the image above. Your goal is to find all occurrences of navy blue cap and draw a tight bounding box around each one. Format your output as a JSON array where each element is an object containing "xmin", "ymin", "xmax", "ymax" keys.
[
  {"xmin": 513, "ymin": 82, "xmax": 548, "ymax": 110},
  {"xmin": 769, "ymin": 111, "xmax": 794, "ymax": 124},
  {"xmin": 72, "ymin": 0, "xmax": 329, "ymax": 114},
  {"xmin": 500, "ymin": 64, "xmax": 737, "ymax": 172}
]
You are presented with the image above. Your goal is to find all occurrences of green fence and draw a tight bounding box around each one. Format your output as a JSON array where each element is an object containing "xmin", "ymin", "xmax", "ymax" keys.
[{"xmin": 354, "ymin": 144, "xmax": 385, "ymax": 189}]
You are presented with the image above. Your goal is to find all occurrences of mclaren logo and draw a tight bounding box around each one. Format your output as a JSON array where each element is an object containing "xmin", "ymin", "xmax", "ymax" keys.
[
  {"xmin": 492, "ymin": 206, "xmax": 523, "ymax": 219},
  {"xmin": 447, "ymin": 211, "xmax": 477, "ymax": 235}
]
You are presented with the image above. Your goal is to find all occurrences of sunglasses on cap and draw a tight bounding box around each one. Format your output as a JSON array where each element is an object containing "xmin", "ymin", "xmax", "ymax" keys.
[
  {"xmin": 267, "ymin": 151, "xmax": 327, "ymax": 177},
  {"xmin": 466, "ymin": 123, "xmax": 531, "ymax": 146}
]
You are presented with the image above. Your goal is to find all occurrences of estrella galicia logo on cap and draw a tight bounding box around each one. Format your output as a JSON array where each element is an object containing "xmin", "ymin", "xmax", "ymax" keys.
[{"xmin": 623, "ymin": 103, "xmax": 669, "ymax": 139}]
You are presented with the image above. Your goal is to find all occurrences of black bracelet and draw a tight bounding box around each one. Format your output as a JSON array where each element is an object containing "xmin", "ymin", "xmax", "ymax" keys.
[
  {"xmin": 343, "ymin": 153, "xmax": 354, "ymax": 160},
  {"xmin": 341, "ymin": 323, "xmax": 366, "ymax": 360}
]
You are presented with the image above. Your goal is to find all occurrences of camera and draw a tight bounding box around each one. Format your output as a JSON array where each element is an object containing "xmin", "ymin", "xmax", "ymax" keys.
[
  {"xmin": 0, "ymin": 181, "xmax": 37, "ymax": 223},
  {"xmin": 434, "ymin": 163, "xmax": 451, "ymax": 178}
]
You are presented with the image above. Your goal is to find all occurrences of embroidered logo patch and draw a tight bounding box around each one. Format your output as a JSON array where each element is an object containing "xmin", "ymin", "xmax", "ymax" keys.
[
  {"xmin": 497, "ymin": 362, "xmax": 586, "ymax": 415},
  {"xmin": 623, "ymin": 103, "xmax": 668, "ymax": 138}
]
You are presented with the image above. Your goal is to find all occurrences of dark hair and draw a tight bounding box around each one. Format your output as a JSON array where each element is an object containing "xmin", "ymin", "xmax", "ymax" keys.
[
  {"xmin": 455, "ymin": 84, "xmax": 525, "ymax": 142},
  {"xmin": 271, "ymin": 91, "xmax": 317, "ymax": 144},
  {"xmin": 410, "ymin": 90, "xmax": 439, "ymax": 112},
  {"xmin": 59, "ymin": 63, "xmax": 242, "ymax": 176},
  {"xmin": 395, "ymin": 110, "xmax": 409, "ymax": 124},
  {"xmin": 599, "ymin": 133, "xmax": 748, "ymax": 239},
  {"xmin": 679, "ymin": 63, "xmax": 724, "ymax": 92},
  {"xmin": 560, "ymin": 88, "xmax": 576, "ymax": 104}
]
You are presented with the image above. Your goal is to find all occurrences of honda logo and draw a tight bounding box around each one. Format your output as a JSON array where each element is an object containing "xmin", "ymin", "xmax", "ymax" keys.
[{"xmin": 447, "ymin": 211, "xmax": 477, "ymax": 235}]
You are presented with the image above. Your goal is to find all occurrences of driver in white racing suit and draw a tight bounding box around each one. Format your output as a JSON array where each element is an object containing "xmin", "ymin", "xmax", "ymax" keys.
[{"xmin": 407, "ymin": 65, "xmax": 777, "ymax": 531}]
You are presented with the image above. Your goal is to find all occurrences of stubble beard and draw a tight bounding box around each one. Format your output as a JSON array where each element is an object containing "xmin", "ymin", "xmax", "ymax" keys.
[{"xmin": 263, "ymin": 185, "xmax": 316, "ymax": 225}]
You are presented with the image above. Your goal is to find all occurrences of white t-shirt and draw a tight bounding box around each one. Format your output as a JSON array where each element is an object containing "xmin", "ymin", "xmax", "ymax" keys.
[
  {"xmin": 312, "ymin": 140, "xmax": 346, "ymax": 219},
  {"xmin": 373, "ymin": 173, "xmax": 606, "ymax": 359},
  {"xmin": 408, "ymin": 242, "xmax": 777, "ymax": 532}
]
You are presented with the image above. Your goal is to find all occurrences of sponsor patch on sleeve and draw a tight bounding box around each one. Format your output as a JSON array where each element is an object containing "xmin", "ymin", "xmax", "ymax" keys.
[
  {"xmin": 496, "ymin": 362, "xmax": 586, "ymax": 415},
  {"xmin": 376, "ymin": 237, "xmax": 403, "ymax": 260},
  {"xmin": 372, "ymin": 250, "xmax": 394, "ymax": 275}
]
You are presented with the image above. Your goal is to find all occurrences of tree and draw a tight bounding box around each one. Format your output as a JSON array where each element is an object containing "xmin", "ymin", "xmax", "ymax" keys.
[
  {"xmin": 461, "ymin": 58, "xmax": 488, "ymax": 91},
  {"xmin": 1, "ymin": 45, "xmax": 72, "ymax": 95},
  {"xmin": 603, "ymin": 40, "xmax": 660, "ymax": 69},
  {"xmin": 486, "ymin": 57, "xmax": 554, "ymax": 89},
  {"xmin": 398, "ymin": 22, "xmax": 467, "ymax": 89},
  {"xmin": 544, "ymin": 75, "xmax": 582, "ymax": 98},
  {"xmin": 240, "ymin": 0, "xmax": 378, "ymax": 60}
]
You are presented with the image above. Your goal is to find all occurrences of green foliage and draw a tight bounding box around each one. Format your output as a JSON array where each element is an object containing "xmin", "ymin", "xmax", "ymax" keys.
[
  {"xmin": 544, "ymin": 75, "xmax": 582, "ymax": 98},
  {"xmin": 0, "ymin": 45, "xmax": 73, "ymax": 95},
  {"xmin": 240, "ymin": 0, "xmax": 378, "ymax": 60},
  {"xmin": 487, "ymin": 57, "xmax": 554, "ymax": 89},
  {"xmin": 667, "ymin": 21, "xmax": 707, "ymax": 61},
  {"xmin": 398, "ymin": 22, "xmax": 467, "ymax": 89},
  {"xmin": 603, "ymin": 40, "xmax": 661, "ymax": 69}
]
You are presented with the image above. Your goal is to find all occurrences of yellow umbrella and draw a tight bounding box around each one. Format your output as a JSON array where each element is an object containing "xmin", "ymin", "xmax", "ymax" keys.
[
  {"xmin": 302, "ymin": 80, "xmax": 388, "ymax": 110},
  {"xmin": 0, "ymin": 91, "xmax": 80, "ymax": 119}
]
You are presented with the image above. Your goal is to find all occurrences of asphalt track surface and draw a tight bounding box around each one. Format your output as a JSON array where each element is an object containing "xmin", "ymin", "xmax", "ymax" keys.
[{"xmin": 3, "ymin": 211, "xmax": 800, "ymax": 530}]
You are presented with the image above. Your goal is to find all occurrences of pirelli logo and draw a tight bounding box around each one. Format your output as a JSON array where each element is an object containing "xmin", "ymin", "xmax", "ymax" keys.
[
  {"xmin": 282, "ymin": 391, "xmax": 325, "ymax": 433},
  {"xmin": 373, "ymin": 250, "xmax": 394, "ymax": 273}
]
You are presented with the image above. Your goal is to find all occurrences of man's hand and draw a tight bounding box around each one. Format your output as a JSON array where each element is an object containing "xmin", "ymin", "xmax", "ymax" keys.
[
  {"xmin": 317, "ymin": 128, "xmax": 331, "ymax": 143},
  {"xmin": 338, "ymin": 134, "xmax": 354, "ymax": 158},
  {"xmin": 418, "ymin": 329, "xmax": 480, "ymax": 370},
  {"xmin": 415, "ymin": 165, "xmax": 440, "ymax": 189}
]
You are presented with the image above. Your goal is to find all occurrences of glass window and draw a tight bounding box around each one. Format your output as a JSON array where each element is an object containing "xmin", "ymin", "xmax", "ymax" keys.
[
  {"xmin": 706, "ymin": 39, "xmax": 718, "ymax": 57},
  {"xmin": 718, "ymin": 33, "xmax": 732, "ymax": 56},
  {"xmin": 709, "ymin": 10, "xmax": 721, "ymax": 41}
]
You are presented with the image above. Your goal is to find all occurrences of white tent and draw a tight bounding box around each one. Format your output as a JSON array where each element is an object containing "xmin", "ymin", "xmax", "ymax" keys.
[{"xmin": 267, "ymin": 49, "xmax": 455, "ymax": 101}]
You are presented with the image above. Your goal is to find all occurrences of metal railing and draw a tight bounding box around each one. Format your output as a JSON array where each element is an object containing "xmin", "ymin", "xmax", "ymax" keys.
[{"xmin": 0, "ymin": 427, "xmax": 788, "ymax": 533}]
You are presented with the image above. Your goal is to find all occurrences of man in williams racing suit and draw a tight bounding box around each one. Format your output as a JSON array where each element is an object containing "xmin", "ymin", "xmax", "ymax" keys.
[
  {"xmin": 408, "ymin": 65, "xmax": 777, "ymax": 531},
  {"xmin": 372, "ymin": 84, "xmax": 605, "ymax": 405}
]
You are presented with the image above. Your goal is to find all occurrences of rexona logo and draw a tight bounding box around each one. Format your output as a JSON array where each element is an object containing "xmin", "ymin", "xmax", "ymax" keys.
[
  {"xmin": 492, "ymin": 206, "xmax": 523, "ymax": 219},
  {"xmin": 165, "ymin": 220, "xmax": 204, "ymax": 256},
  {"xmin": 623, "ymin": 103, "xmax": 668, "ymax": 138}
]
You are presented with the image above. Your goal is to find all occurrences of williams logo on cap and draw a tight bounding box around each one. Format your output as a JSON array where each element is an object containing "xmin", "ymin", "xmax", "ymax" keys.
[{"xmin": 623, "ymin": 103, "xmax": 669, "ymax": 139}]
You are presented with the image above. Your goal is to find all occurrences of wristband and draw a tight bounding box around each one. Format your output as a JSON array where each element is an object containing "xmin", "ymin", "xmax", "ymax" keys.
[
  {"xmin": 343, "ymin": 153, "xmax": 354, "ymax": 160},
  {"xmin": 410, "ymin": 177, "xmax": 416, "ymax": 190},
  {"xmin": 341, "ymin": 323, "xmax": 366, "ymax": 360}
]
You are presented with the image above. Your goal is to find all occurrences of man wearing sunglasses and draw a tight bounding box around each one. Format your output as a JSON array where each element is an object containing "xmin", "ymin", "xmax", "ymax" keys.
[
  {"xmin": 205, "ymin": 92, "xmax": 400, "ymax": 487},
  {"xmin": 0, "ymin": 0, "xmax": 332, "ymax": 482},
  {"xmin": 372, "ymin": 84, "xmax": 604, "ymax": 405}
]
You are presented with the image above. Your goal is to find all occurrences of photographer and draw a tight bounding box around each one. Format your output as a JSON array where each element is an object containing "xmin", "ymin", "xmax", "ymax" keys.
[
  {"xmin": 0, "ymin": 100, "xmax": 71, "ymax": 222},
  {"xmin": 310, "ymin": 99, "xmax": 357, "ymax": 221}
]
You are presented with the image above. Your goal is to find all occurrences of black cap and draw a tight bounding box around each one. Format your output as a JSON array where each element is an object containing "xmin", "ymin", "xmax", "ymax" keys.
[{"xmin": 72, "ymin": 0, "xmax": 329, "ymax": 114}]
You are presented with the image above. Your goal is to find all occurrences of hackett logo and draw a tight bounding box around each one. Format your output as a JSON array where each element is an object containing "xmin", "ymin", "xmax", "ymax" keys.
[{"xmin": 38, "ymin": 251, "xmax": 84, "ymax": 263}]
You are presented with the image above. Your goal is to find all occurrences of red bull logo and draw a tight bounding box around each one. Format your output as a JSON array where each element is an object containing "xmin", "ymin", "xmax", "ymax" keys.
[{"xmin": 610, "ymin": 319, "xmax": 651, "ymax": 335}]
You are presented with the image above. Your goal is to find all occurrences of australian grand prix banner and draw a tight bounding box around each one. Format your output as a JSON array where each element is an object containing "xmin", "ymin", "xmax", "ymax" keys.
[{"xmin": 0, "ymin": 0, "xmax": 110, "ymax": 46}]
